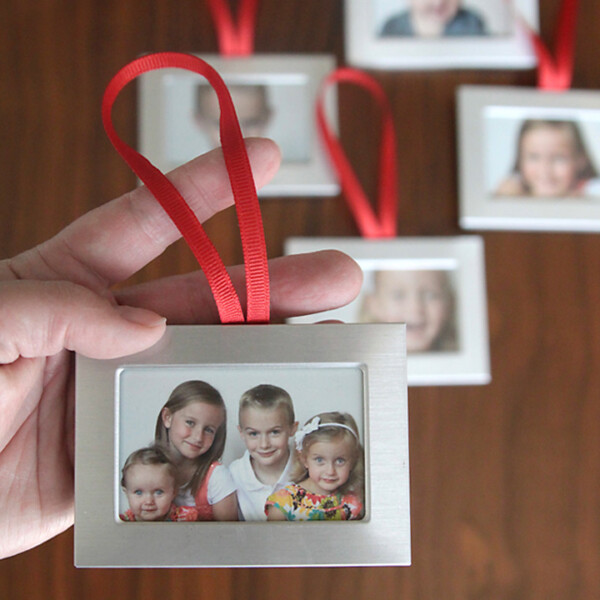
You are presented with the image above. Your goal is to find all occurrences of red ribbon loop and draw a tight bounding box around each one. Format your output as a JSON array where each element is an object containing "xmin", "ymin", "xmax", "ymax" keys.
[
  {"xmin": 102, "ymin": 52, "xmax": 270, "ymax": 324},
  {"xmin": 519, "ymin": 0, "xmax": 579, "ymax": 91},
  {"xmin": 316, "ymin": 68, "xmax": 398, "ymax": 239},
  {"xmin": 206, "ymin": 0, "xmax": 259, "ymax": 57}
]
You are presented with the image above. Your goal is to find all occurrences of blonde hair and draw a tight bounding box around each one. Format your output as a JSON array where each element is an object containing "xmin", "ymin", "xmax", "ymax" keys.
[
  {"xmin": 120, "ymin": 445, "xmax": 177, "ymax": 489},
  {"xmin": 239, "ymin": 384, "xmax": 295, "ymax": 425},
  {"xmin": 155, "ymin": 380, "xmax": 226, "ymax": 496},
  {"xmin": 290, "ymin": 411, "xmax": 364, "ymax": 498},
  {"xmin": 195, "ymin": 83, "xmax": 271, "ymax": 119},
  {"xmin": 359, "ymin": 269, "xmax": 458, "ymax": 352}
]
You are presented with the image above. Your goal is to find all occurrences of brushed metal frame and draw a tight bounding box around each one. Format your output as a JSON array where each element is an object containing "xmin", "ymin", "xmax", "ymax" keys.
[
  {"xmin": 458, "ymin": 85, "xmax": 600, "ymax": 232},
  {"xmin": 75, "ymin": 324, "xmax": 410, "ymax": 568},
  {"xmin": 138, "ymin": 54, "xmax": 339, "ymax": 197},
  {"xmin": 285, "ymin": 236, "xmax": 490, "ymax": 387}
]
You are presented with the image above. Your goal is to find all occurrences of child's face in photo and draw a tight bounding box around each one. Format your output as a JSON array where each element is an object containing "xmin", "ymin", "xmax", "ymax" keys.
[
  {"xmin": 519, "ymin": 126, "xmax": 584, "ymax": 197},
  {"xmin": 238, "ymin": 406, "xmax": 298, "ymax": 469},
  {"xmin": 123, "ymin": 464, "xmax": 176, "ymax": 521},
  {"xmin": 365, "ymin": 270, "xmax": 451, "ymax": 353},
  {"xmin": 162, "ymin": 402, "xmax": 224, "ymax": 461},
  {"xmin": 195, "ymin": 85, "xmax": 272, "ymax": 147},
  {"xmin": 409, "ymin": 0, "xmax": 461, "ymax": 35},
  {"xmin": 301, "ymin": 437, "xmax": 354, "ymax": 495}
]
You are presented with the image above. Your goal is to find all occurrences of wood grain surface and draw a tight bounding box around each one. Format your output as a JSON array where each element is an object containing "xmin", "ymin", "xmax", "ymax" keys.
[{"xmin": 1, "ymin": 1, "xmax": 599, "ymax": 598}]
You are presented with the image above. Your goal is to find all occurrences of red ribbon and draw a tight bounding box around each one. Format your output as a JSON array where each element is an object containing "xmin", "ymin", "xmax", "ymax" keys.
[
  {"xmin": 519, "ymin": 0, "xmax": 579, "ymax": 90},
  {"xmin": 206, "ymin": 0, "xmax": 259, "ymax": 57},
  {"xmin": 316, "ymin": 68, "xmax": 398, "ymax": 239},
  {"xmin": 102, "ymin": 52, "xmax": 270, "ymax": 324}
]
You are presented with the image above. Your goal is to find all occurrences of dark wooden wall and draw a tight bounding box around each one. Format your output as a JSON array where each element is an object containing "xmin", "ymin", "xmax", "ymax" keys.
[{"xmin": 1, "ymin": 1, "xmax": 599, "ymax": 598}]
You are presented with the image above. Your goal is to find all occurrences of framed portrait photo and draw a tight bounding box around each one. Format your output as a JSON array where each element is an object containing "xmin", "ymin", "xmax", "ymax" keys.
[
  {"xmin": 344, "ymin": 0, "xmax": 538, "ymax": 70},
  {"xmin": 138, "ymin": 54, "xmax": 339, "ymax": 197},
  {"xmin": 458, "ymin": 86, "xmax": 600, "ymax": 232},
  {"xmin": 285, "ymin": 236, "xmax": 490, "ymax": 386},
  {"xmin": 75, "ymin": 324, "xmax": 410, "ymax": 568}
]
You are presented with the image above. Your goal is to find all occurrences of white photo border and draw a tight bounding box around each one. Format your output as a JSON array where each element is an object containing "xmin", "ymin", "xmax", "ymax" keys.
[
  {"xmin": 458, "ymin": 85, "xmax": 600, "ymax": 232},
  {"xmin": 344, "ymin": 0, "xmax": 538, "ymax": 70},
  {"xmin": 138, "ymin": 54, "xmax": 339, "ymax": 197},
  {"xmin": 285, "ymin": 237, "xmax": 490, "ymax": 386},
  {"xmin": 75, "ymin": 324, "xmax": 410, "ymax": 568}
]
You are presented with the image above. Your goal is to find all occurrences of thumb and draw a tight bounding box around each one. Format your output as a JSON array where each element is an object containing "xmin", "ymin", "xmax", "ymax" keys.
[{"xmin": 0, "ymin": 280, "xmax": 166, "ymax": 363}]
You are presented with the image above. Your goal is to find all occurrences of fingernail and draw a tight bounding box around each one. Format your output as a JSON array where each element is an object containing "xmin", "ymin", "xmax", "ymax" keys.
[{"xmin": 117, "ymin": 305, "xmax": 167, "ymax": 328}]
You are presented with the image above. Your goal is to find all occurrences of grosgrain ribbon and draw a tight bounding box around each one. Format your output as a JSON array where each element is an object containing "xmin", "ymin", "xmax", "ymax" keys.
[
  {"xmin": 206, "ymin": 0, "xmax": 259, "ymax": 56},
  {"xmin": 517, "ymin": 0, "xmax": 579, "ymax": 90},
  {"xmin": 316, "ymin": 68, "xmax": 398, "ymax": 239},
  {"xmin": 102, "ymin": 52, "xmax": 270, "ymax": 324}
]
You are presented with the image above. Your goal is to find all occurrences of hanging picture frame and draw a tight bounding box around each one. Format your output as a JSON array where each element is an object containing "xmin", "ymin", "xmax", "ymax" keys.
[
  {"xmin": 286, "ymin": 236, "xmax": 490, "ymax": 386},
  {"xmin": 344, "ymin": 0, "xmax": 538, "ymax": 70},
  {"xmin": 74, "ymin": 324, "xmax": 410, "ymax": 567},
  {"xmin": 138, "ymin": 54, "xmax": 339, "ymax": 197},
  {"xmin": 458, "ymin": 85, "xmax": 600, "ymax": 232}
]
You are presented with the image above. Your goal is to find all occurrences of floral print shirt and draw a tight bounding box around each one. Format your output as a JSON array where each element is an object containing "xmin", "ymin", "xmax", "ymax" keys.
[
  {"xmin": 265, "ymin": 483, "xmax": 363, "ymax": 521},
  {"xmin": 119, "ymin": 504, "xmax": 198, "ymax": 522}
]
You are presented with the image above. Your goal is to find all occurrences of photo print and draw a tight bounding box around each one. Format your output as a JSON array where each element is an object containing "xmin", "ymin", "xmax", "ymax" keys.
[
  {"xmin": 117, "ymin": 365, "xmax": 365, "ymax": 524},
  {"xmin": 344, "ymin": 0, "xmax": 539, "ymax": 69},
  {"xmin": 375, "ymin": 0, "xmax": 511, "ymax": 38}
]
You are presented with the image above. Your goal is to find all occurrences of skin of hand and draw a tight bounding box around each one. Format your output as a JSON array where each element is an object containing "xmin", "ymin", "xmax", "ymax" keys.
[
  {"xmin": 0, "ymin": 138, "xmax": 362, "ymax": 559},
  {"xmin": 495, "ymin": 174, "xmax": 526, "ymax": 197},
  {"xmin": 266, "ymin": 505, "xmax": 287, "ymax": 521}
]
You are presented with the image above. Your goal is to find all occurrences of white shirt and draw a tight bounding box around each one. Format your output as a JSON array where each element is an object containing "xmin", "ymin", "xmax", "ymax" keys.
[
  {"xmin": 228, "ymin": 450, "xmax": 293, "ymax": 521},
  {"xmin": 174, "ymin": 463, "xmax": 236, "ymax": 507}
]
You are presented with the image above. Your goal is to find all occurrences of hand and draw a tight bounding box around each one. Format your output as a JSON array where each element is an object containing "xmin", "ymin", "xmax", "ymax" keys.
[
  {"xmin": 494, "ymin": 175, "xmax": 525, "ymax": 197},
  {"xmin": 0, "ymin": 139, "xmax": 362, "ymax": 558}
]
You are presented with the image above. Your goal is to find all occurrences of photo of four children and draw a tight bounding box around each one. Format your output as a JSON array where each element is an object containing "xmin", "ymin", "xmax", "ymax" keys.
[{"xmin": 118, "ymin": 367, "xmax": 365, "ymax": 523}]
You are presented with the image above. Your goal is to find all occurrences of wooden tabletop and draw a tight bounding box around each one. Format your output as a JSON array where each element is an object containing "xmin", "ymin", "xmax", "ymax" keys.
[{"xmin": 1, "ymin": 1, "xmax": 599, "ymax": 598}]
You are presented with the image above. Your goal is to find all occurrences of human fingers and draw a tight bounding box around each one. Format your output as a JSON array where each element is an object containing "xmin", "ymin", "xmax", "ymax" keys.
[
  {"xmin": 0, "ymin": 281, "xmax": 166, "ymax": 364},
  {"xmin": 3, "ymin": 138, "xmax": 281, "ymax": 292},
  {"xmin": 115, "ymin": 250, "xmax": 363, "ymax": 324}
]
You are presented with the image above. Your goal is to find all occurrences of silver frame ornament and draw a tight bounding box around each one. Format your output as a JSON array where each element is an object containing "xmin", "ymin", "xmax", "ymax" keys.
[{"xmin": 75, "ymin": 324, "xmax": 410, "ymax": 568}]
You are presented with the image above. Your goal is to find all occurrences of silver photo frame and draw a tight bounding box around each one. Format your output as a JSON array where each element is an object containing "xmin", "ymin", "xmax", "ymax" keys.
[
  {"xmin": 286, "ymin": 237, "xmax": 490, "ymax": 386},
  {"xmin": 458, "ymin": 85, "xmax": 600, "ymax": 232},
  {"xmin": 138, "ymin": 54, "xmax": 339, "ymax": 197},
  {"xmin": 345, "ymin": 0, "xmax": 538, "ymax": 70},
  {"xmin": 75, "ymin": 324, "xmax": 410, "ymax": 567}
]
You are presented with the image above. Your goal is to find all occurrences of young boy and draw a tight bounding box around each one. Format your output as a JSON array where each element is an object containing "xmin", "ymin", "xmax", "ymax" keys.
[
  {"xmin": 380, "ymin": 0, "xmax": 487, "ymax": 38},
  {"xmin": 229, "ymin": 384, "xmax": 298, "ymax": 521}
]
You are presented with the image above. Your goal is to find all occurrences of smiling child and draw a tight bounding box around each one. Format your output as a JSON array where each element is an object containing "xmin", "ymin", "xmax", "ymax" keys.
[
  {"xmin": 266, "ymin": 412, "xmax": 364, "ymax": 521},
  {"xmin": 359, "ymin": 269, "xmax": 457, "ymax": 354},
  {"xmin": 120, "ymin": 446, "xmax": 180, "ymax": 522},
  {"xmin": 495, "ymin": 120, "xmax": 600, "ymax": 198},
  {"xmin": 380, "ymin": 0, "xmax": 487, "ymax": 38},
  {"xmin": 229, "ymin": 384, "xmax": 298, "ymax": 521}
]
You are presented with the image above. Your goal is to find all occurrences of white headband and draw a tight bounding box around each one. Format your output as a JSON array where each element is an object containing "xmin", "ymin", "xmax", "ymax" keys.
[{"xmin": 295, "ymin": 416, "xmax": 358, "ymax": 451}]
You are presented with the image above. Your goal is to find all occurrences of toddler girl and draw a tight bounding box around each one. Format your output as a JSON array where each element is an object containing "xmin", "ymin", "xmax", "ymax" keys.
[
  {"xmin": 155, "ymin": 380, "xmax": 238, "ymax": 521},
  {"xmin": 495, "ymin": 120, "xmax": 600, "ymax": 198},
  {"xmin": 265, "ymin": 412, "xmax": 364, "ymax": 521},
  {"xmin": 120, "ymin": 445, "xmax": 197, "ymax": 522}
]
